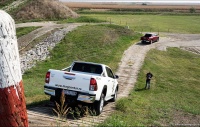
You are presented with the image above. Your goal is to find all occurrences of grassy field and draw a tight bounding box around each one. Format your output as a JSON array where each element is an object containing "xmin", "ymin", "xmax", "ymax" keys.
[
  {"xmin": 16, "ymin": 26, "xmax": 41, "ymax": 38},
  {"xmin": 18, "ymin": 13, "xmax": 200, "ymax": 125},
  {"xmin": 23, "ymin": 24, "xmax": 140, "ymax": 105},
  {"xmin": 80, "ymin": 14, "xmax": 200, "ymax": 34},
  {"xmin": 99, "ymin": 48, "xmax": 200, "ymax": 126},
  {"xmin": 0, "ymin": 0, "xmax": 14, "ymax": 8}
]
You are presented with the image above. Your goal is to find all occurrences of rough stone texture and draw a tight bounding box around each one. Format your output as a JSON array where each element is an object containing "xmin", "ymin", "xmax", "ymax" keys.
[
  {"xmin": 14, "ymin": 0, "xmax": 79, "ymax": 21},
  {"xmin": 19, "ymin": 25, "xmax": 79, "ymax": 74},
  {"xmin": 0, "ymin": 10, "xmax": 28, "ymax": 127}
]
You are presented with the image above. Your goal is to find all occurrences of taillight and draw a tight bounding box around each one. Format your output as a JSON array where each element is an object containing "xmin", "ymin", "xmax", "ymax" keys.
[
  {"xmin": 89, "ymin": 78, "xmax": 97, "ymax": 91},
  {"xmin": 45, "ymin": 72, "xmax": 50, "ymax": 83}
]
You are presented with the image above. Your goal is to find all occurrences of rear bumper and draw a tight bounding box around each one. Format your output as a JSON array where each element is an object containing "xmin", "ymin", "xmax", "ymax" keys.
[
  {"xmin": 141, "ymin": 40, "xmax": 151, "ymax": 43},
  {"xmin": 44, "ymin": 87, "xmax": 56, "ymax": 96},
  {"xmin": 44, "ymin": 85, "xmax": 96, "ymax": 103}
]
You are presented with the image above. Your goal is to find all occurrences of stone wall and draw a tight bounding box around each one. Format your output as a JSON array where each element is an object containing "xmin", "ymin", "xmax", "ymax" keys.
[{"xmin": 20, "ymin": 25, "xmax": 79, "ymax": 74}]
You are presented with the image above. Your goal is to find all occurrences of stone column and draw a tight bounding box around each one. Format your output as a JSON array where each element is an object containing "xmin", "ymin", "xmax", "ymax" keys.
[{"xmin": 0, "ymin": 10, "xmax": 28, "ymax": 127}]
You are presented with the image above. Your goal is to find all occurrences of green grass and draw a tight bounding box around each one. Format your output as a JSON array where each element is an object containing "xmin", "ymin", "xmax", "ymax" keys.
[
  {"xmin": 23, "ymin": 24, "xmax": 141, "ymax": 105},
  {"xmin": 81, "ymin": 14, "xmax": 200, "ymax": 34},
  {"xmin": 78, "ymin": 10, "xmax": 200, "ymax": 16},
  {"xmin": 0, "ymin": 0, "xmax": 15, "ymax": 8},
  {"xmin": 99, "ymin": 48, "xmax": 200, "ymax": 126},
  {"xmin": 16, "ymin": 26, "xmax": 41, "ymax": 38},
  {"xmin": 16, "ymin": 13, "xmax": 200, "ymax": 125},
  {"xmin": 58, "ymin": 16, "xmax": 106, "ymax": 23}
]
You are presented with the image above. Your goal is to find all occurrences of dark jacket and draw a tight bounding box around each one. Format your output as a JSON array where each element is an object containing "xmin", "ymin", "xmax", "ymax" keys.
[{"xmin": 146, "ymin": 72, "xmax": 153, "ymax": 80}]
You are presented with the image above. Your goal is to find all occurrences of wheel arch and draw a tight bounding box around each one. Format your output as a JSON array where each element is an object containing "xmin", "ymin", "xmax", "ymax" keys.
[
  {"xmin": 116, "ymin": 84, "xmax": 119, "ymax": 91},
  {"xmin": 102, "ymin": 85, "xmax": 107, "ymax": 97}
]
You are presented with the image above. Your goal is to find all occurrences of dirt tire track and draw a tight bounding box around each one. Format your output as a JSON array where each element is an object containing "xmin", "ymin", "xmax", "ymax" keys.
[{"xmin": 117, "ymin": 43, "xmax": 153, "ymax": 98}]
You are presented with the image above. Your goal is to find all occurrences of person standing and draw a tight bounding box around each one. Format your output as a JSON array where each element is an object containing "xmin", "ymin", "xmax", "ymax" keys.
[{"xmin": 145, "ymin": 72, "xmax": 153, "ymax": 89}]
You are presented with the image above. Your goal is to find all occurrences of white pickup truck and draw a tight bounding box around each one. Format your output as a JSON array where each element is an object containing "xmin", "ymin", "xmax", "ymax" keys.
[{"xmin": 44, "ymin": 61, "xmax": 119, "ymax": 115}]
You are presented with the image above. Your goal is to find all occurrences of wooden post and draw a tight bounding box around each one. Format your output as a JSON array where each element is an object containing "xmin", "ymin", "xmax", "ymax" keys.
[{"xmin": 0, "ymin": 10, "xmax": 28, "ymax": 127}]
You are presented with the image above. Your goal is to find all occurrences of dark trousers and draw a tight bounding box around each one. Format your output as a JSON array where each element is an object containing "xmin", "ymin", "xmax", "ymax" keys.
[{"xmin": 145, "ymin": 79, "xmax": 151, "ymax": 89}]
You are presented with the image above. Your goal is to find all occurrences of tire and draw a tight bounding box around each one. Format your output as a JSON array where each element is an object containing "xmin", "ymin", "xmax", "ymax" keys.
[
  {"xmin": 50, "ymin": 96, "xmax": 54, "ymax": 102},
  {"xmin": 50, "ymin": 96, "xmax": 59, "ymax": 102},
  {"xmin": 94, "ymin": 93, "xmax": 105, "ymax": 115},
  {"xmin": 111, "ymin": 89, "xmax": 117, "ymax": 102}
]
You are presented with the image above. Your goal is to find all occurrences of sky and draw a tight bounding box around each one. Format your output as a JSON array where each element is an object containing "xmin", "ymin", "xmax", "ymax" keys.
[{"xmin": 59, "ymin": 0, "xmax": 200, "ymax": 5}]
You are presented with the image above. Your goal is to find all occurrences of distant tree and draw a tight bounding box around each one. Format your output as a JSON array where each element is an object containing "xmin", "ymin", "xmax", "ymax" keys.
[
  {"xmin": 142, "ymin": 3, "xmax": 147, "ymax": 5},
  {"xmin": 190, "ymin": 7, "xmax": 196, "ymax": 13}
]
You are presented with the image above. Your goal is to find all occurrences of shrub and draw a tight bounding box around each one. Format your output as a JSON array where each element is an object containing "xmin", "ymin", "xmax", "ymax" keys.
[{"xmin": 190, "ymin": 7, "xmax": 196, "ymax": 13}]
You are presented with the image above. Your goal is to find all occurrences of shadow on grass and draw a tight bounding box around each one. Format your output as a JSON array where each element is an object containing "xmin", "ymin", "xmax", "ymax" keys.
[
  {"xmin": 27, "ymin": 98, "xmax": 102, "ymax": 121},
  {"xmin": 26, "ymin": 99, "xmax": 50, "ymax": 108},
  {"xmin": 136, "ymin": 42, "xmax": 151, "ymax": 46},
  {"xmin": 134, "ymin": 87, "xmax": 147, "ymax": 91}
]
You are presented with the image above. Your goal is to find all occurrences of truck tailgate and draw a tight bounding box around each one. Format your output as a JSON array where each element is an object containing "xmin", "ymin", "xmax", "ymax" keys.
[{"xmin": 48, "ymin": 69, "xmax": 91, "ymax": 93}]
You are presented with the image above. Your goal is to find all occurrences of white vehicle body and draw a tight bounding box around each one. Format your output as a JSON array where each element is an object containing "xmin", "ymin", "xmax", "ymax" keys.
[{"xmin": 44, "ymin": 61, "xmax": 119, "ymax": 115}]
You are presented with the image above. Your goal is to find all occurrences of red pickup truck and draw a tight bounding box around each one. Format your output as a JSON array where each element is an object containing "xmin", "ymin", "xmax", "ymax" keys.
[{"xmin": 141, "ymin": 33, "xmax": 159, "ymax": 44}]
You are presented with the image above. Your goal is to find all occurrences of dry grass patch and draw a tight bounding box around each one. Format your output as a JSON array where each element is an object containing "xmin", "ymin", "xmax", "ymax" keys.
[
  {"xmin": 14, "ymin": 0, "xmax": 79, "ymax": 21},
  {"xmin": 64, "ymin": 2, "xmax": 200, "ymax": 13},
  {"xmin": 172, "ymin": 110, "xmax": 200, "ymax": 126}
]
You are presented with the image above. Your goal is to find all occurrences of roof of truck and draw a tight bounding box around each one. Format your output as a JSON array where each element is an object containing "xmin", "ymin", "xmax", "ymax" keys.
[{"xmin": 73, "ymin": 61, "xmax": 106, "ymax": 66}]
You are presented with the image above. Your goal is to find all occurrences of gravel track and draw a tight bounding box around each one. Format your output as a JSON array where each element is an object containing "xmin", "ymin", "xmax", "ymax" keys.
[{"xmin": 16, "ymin": 22, "xmax": 200, "ymax": 126}]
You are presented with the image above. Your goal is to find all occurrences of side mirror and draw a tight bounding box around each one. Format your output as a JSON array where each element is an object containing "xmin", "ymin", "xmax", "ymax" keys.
[{"xmin": 115, "ymin": 75, "xmax": 119, "ymax": 79}]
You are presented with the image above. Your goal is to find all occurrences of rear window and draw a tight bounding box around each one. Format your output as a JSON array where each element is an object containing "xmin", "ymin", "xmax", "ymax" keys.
[
  {"xmin": 72, "ymin": 63, "xmax": 103, "ymax": 74},
  {"xmin": 144, "ymin": 34, "xmax": 152, "ymax": 37}
]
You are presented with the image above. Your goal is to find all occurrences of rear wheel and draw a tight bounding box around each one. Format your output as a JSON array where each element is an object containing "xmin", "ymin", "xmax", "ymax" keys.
[
  {"xmin": 50, "ymin": 96, "xmax": 60, "ymax": 103},
  {"xmin": 94, "ymin": 93, "xmax": 105, "ymax": 115}
]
